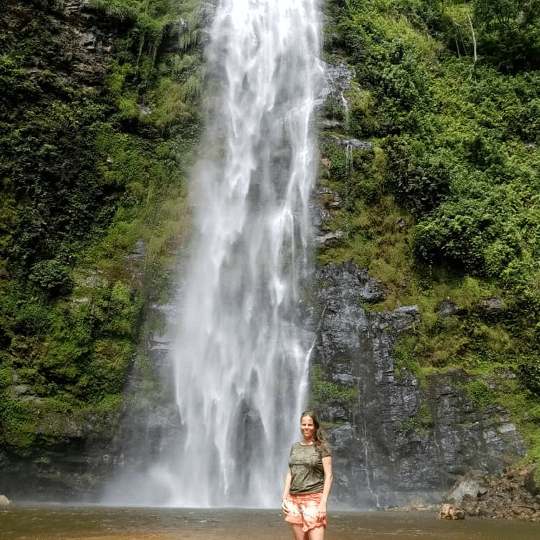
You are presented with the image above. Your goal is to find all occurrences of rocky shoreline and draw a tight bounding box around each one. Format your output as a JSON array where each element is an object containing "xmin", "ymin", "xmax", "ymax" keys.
[{"xmin": 438, "ymin": 466, "xmax": 540, "ymax": 521}]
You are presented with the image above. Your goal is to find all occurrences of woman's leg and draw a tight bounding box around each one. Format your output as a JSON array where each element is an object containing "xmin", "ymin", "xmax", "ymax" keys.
[
  {"xmin": 307, "ymin": 525, "xmax": 325, "ymax": 540},
  {"xmin": 290, "ymin": 524, "xmax": 308, "ymax": 540}
]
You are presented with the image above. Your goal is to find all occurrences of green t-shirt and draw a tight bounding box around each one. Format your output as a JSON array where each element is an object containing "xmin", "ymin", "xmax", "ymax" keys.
[{"xmin": 288, "ymin": 442, "xmax": 331, "ymax": 495}]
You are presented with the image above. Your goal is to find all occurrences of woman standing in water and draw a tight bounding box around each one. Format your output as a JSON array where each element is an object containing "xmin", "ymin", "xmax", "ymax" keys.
[{"xmin": 282, "ymin": 411, "xmax": 333, "ymax": 540}]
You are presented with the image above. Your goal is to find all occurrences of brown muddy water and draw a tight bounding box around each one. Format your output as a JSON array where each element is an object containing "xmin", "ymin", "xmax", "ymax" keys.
[{"xmin": 1, "ymin": 506, "xmax": 539, "ymax": 540}]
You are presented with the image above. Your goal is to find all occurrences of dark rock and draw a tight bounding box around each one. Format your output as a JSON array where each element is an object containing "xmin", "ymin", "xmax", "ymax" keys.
[
  {"xmin": 439, "ymin": 298, "xmax": 458, "ymax": 318},
  {"xmin": 524, "ymin": 470, "xmax": 540, "ymax": 497},
  {"xmin": 321, "ymin": 62, "xmax": 355, "ymax": 102},
  {"xmin": 302, "ymin": 261, "xmax": 527, "ymax": 509},
  {"xmin": 314, "ymin": 261, "xmax": 385, "ymax": 305},
  {"xmin": 329, "ymin": 135, "xmax": 372, "ymax": 150},
  {"xmin": 161, "ymin": 19, "xmax": 189, "ymax": 54}
]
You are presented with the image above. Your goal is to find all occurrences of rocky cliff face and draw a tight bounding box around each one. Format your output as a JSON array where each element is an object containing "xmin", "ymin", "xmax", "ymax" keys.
[
  {"xmin": 0, "ymin": 1, "xmax": 529, "ymax": 508},
  {"xmin": 301, "ymin": 260, "xmax": 526, "ymax": 508},
  {"xmin": 0, "ymin": 0, "xmax": 117, "ymax": 88},
  {"xmin": 93, "ymin": 258, "xmax": 527, "ymax": 509}
]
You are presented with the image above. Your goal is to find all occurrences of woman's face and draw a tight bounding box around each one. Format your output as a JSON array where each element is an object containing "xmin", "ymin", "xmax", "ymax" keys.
[{"xmin": 301, "ymin": 415, "xmax": 315, "ymax": 441}]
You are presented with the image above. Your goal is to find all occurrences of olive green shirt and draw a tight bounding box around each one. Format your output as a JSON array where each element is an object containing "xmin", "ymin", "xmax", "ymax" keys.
[{"xmin": 288, "ymin": 442, "xmax": 331, "ymax": 495}]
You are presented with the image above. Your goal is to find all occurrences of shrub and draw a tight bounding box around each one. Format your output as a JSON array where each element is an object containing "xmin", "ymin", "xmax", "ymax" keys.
[
  {"xmin": 466, "ymin": 379, "xmax": 492, "ymax": 408},
  {"xmin": 29, "ymin": 259, "xmax": 74, "ymax": 296},
  {"xmin": 383, "ymin": 137, "xmax": 452, "ymax": 216},
  {"xmin": 519, "ymin": 355, "xmax": 540, "ymax": 398}
]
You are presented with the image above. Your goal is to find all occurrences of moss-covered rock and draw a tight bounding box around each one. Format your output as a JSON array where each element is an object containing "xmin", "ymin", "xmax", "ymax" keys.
[{"xmin": 0, "ymin": 0, "xmax": 202, "ymax": 497}]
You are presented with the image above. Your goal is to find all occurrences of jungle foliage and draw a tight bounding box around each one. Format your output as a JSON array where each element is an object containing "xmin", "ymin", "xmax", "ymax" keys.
[
  {"xmin": 321, "ymin": 0, "xmax": 540, "ymax": 476},
  {"xmin": 0, "ymin": 0, "xmax": 202, "ymax": 449},
  {"xmin": 2, "ymin": 0, "xmax": 540, "ymax": 485}
]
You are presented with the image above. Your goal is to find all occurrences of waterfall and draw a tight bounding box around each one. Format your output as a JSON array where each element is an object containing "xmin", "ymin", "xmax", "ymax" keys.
[
  {"xmin": 100, "ymin": 0, "xmax": 323, "ymax": 508},
  {"xmin": 163, "ymin": 0, "xmax": 322, "ymax": 507}
]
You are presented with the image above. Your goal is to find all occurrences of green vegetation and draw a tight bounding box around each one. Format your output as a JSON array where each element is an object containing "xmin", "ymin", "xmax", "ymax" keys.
[
  {"xmin": 310, "ymin": 364, "xmax": 358, "ymax": 412},
  {"xmin": 1, "ymin": 0, "xmax": 539, "ymax": 489},
  {"xmin": 397, "ymin": 402, "xmax": 434, "ymax": 437},
  {"xmin": 0, "ymin": 0, "xmax": 203, "ymax": 449},
  {"xmin": 321, "ymin": 0, "xmax": 540, "ymax": 480}
]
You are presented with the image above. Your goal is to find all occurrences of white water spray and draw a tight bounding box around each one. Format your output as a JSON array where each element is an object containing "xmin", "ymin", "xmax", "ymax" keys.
[
  {"xmin": 103, "ymin": 0, "xmax": 323, "ymax": 507},
  {"xmin": 164, "ymin": 0, "xmax": 323, "ymax": 507}
]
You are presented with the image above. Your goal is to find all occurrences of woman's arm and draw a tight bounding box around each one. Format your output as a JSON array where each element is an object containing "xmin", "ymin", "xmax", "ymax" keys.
[
  {"xmin": 282, "ymin": 470, "xmax": 292, "ymax": 513},
  {"xmin": 283, "ymin": 469, "xmax": 292, "ymax": 498},
  {"xmin": 317, "ymin": 456, "xmax": 333, "ymax": 517}
]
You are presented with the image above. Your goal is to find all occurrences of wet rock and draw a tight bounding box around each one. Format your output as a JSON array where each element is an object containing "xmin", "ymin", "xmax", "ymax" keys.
[
  {"xmin": 311, "ymin": 186, "xmax": 343, "ymax": 230},
  {"xmin": 315, "ymin": 230, "xmax": 344, "ymax": 247},
  {"xmin": 439, "ymin": 298, "xmax": 458, "ymax": 318},
  {"xmin": 329, "ymin": 135, "xmax": 372, "ymax": 150},
  {"xmin": 438, "ymin": 503, "xmax": 465, "ymax": 520},
  {"xmin": 302, "ymin": 260, "xmax": 527, "ymax": 509},
  {"xmin": 381, "ymin": 305, "xmax": 421, "ymax": 333},
  {"xmin": 321, "ymin": 62, "xmax": 355, "ymax": 101},
  {"xmin": 320, "ymin": 118, "xmax": 343, "ymax": 130},
  {"xmin": 314, "ymin": 261, "xmax": 385, "ymax": 305}
]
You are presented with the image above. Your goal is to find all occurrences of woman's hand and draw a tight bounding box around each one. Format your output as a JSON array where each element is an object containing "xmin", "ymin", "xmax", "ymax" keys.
[
  {"xmin": 282, "ymin": 496, "xmax": 290, "ymax": 514},
  {"xmin": 316, "ymin": 502, "xmax": 327, "ymax": 521}
]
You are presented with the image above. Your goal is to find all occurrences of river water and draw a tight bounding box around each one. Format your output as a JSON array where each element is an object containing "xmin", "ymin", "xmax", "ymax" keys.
[{"xmin": 1, "ymin": 506, "xmax": 539, "ymax": 539}]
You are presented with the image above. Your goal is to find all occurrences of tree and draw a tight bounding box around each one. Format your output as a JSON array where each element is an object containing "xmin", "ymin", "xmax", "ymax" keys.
[{"xmin": 473, "ymin": 0, "xmax": 540, "ymax": 70}]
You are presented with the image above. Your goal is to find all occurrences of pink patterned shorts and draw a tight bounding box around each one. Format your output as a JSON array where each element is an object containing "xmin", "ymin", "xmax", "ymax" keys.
[{"xmin": 284, "ymin": 492, "xmax": 326, "ymax": 532}]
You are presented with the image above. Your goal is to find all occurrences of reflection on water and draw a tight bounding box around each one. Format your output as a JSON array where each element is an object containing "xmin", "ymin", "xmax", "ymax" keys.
[{"xmin": 1, "ymin": 506, "xmax": 539, "ymax": 539}]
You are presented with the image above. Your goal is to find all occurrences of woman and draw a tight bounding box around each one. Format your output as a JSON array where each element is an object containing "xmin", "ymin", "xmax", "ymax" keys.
[{"xmin": 282, "ymin": 410, "xmax": 333, "ymax": 540}]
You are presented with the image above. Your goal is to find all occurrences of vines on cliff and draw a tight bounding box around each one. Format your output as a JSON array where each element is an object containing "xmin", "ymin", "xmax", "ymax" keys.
[
  {"xmin": 0, "ymin": 0, "xmax": 202, "ymax": 452},
  {"xmin": 320, "ymin": 0, "xmax": 540, "ymax": 483}
]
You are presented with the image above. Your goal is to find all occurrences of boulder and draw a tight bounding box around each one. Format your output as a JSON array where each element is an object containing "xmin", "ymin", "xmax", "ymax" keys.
[
  {"xmin": 438, "ymin": 504, "xmax": 465, "ymax": 520},
  {"xmin": 439, "ymin": 466, "xmax": 540, "ymax": 521},
  {"xmin": 443, "ymin": 469, "xmax": 487, "ymax": 507}
]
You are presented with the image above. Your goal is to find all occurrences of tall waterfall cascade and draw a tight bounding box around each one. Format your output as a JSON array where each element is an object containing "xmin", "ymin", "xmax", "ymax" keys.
[{"xmin": 160, "ymin": 0, "xmax": 323, "ymax": 507}]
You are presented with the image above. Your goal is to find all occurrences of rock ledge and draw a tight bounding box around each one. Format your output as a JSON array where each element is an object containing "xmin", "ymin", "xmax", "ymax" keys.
[{"xmin": 441, "ymin": 467, "xmax": 540, "ymax": 521}]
